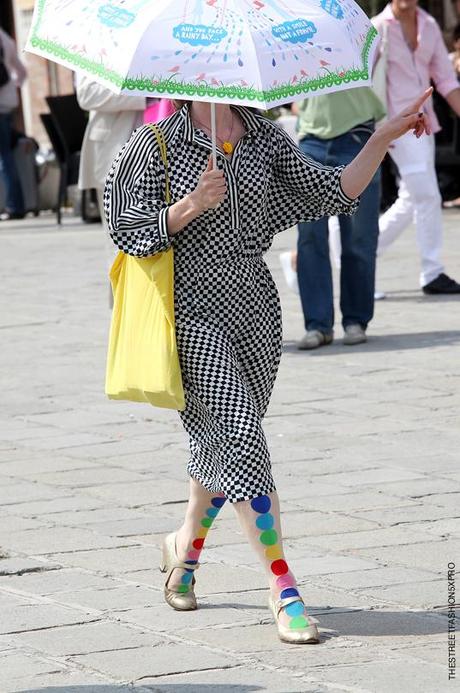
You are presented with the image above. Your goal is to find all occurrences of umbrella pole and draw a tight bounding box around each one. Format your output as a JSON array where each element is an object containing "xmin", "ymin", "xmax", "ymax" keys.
[{"xmin": 210, "ymin": 101, "xmax": 217, "ymax": 169}]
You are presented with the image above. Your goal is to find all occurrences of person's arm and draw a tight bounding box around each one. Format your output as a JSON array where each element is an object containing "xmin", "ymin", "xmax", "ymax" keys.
[
  {"xmin": 77, "ymin": 77, "xmax": 145, "ymax": 113},
  {"xmin": 428, "ymin": 22, "xmax": 460, "ymax": 108},
  {"xmin": 105, "ymin": 127, "xmax": 226, "ymax": 254},
  {"xmin": 445, "ymin": 88, "xmax": 460, "ymax": 118},
  {"xmin": 167, "ymin": 158, "xmax": 227, "ymax": 236},
  {"xmin": 341, "ymin": 89, "xmax": 433, "ymax": 200},
  {"xmin": 9, "ymin": 41, "xmax": 27, "ymax": 87}
]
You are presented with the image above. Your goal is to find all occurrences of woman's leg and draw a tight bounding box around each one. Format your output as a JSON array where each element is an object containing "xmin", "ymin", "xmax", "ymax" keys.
[
  {"xmin": 233, "ymin": 492, "xmax": 314, "ymax": 630},
  {"xmin": 166, "ymin": 477, "xmax": 226, "ymax": 592}
]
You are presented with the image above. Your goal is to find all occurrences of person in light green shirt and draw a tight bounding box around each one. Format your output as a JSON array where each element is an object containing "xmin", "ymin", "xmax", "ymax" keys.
[
  {"xmin": 293, "ymin": 87, "xmax": 385, "ymax": 350},
  {"xmin": 297, "ymin": 87, "xmax": 385, "ymax": 141}
]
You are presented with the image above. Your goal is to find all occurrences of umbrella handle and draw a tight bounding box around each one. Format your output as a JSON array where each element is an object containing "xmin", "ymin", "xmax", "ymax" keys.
[{"xmin": 210, "ymin": 102, "xmax": 217, "ymax": 170}]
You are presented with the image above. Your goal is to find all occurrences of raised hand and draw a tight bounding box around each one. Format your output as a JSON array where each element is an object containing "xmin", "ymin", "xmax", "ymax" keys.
[{"xmin": 380, "ymin": 88, "xmax": 433, "ymax": 143}]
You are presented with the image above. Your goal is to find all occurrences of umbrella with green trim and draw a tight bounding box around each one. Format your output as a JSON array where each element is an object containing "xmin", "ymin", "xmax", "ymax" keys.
[{"xmin": 26, "ymin": 0, "xmax": 379, "ymax": 161}]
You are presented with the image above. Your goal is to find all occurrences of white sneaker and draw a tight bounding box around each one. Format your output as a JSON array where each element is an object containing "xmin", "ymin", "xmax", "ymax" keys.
[
  {"xmin": 279, "ymin": 251, "xmax": 299, "ymax": 294},
  {"xmin": 343, "ymin": 324, "xmax": 367, "ymax": 346},
  {"xmin": 374, "ymin": 291, "xmax": 386, "ymax": 301}
]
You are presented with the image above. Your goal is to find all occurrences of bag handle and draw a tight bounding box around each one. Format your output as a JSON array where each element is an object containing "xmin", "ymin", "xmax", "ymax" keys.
[{"xmin": 149, "ymin": 124, "xmax": 171, "ymax": 204}]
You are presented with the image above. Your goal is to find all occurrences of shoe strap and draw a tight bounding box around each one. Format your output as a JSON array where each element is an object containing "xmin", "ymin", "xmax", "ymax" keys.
[{"xmin": 275, "ymin": 595, "xmax": 320, "ymax": 624}]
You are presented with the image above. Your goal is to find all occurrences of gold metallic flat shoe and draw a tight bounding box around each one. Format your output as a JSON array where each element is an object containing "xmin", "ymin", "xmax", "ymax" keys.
[
  {"xmin": 268, "ymin": 594, "xmax": 321, "ymax": 644},
  {"xmin": 160, "ymin": 532, "xmax": 200, "ymax": 611}
]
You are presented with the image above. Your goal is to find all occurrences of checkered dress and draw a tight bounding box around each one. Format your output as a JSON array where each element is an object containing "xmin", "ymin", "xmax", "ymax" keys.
[{"xmin": 104, "ymin": 104, "xmax": 358, "ymax": 503}]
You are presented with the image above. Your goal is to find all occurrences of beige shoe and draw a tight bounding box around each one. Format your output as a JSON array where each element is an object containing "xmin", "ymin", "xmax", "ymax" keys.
[
  {"xmin": 160, "ymin": 532, "xmax": 199, "ymax": 611},
  {"xmin": 297, "ymin": 330, "xmax": 333, "ymax": 351},
  {"xmin": 343, "ymin": 324, "xmax": 367, "ymax": 346},
  {"xmin": 269, "ymin": 594, "xmax": 320, "ymax": 644}
]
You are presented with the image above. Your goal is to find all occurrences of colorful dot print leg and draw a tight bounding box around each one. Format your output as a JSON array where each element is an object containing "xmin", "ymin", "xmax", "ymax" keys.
[
  {"xmin": 178, "ymin": 494, "xmax": 226, "ymax": 595},
  {"xmin": 161, "ymin": 492, "xmax": 226, "ymax": 611},
  {"xmin": 250, "ymin": 494, "xmax": 320, "ymax": 643}
]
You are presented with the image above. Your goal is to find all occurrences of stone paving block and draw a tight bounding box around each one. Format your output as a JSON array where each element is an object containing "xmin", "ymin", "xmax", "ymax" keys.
[
  {"xmin": 119, "ymin": 602, "xmax": 258, "ymax": 633},
  {"xmin": 49, "ymin": 545, "xmax": 160, "ymax": 574},
  {"xmin": 85, "ymin": 517, "xmax": 176, "ymax": 538},
  {"xmin": 14, "ymin": 620, "xmax": 160, "ymax": 656},
  {"xmin": 370, "ymin": 478, "xmax": 460, "ymax": 500},
  {"xmin": 361, "ymin": 580, "xmax": 446, "ymax": 609},
  {"xmin": 71, "ymin": 643, "xmax": 234, "ymax": 680},
  {"xmin": 0, "ymin": 603, "xmax": 97, "ymax": 635},
  {"xmin": 32, "ymin": 505, "xmax": 152, "ymax": 527},
  {"xmin": 14, "ymin": 494, "xmax": 110, "ymax": 516},
  {"xmin": 85, "ymin": 478, "xmax": 189, "ymax": 506},
  {"xmin": 400, "ymin": 517, "xmax": 460, "ymax": 538},
  {"xmin": 354, "ymin": 539, "xmax": 460, "ymax": 573},
  {"xmin": 283, "ymin": 551, "xmax": 381, "ymax": 578},
  {"xmin": 6, "ymin": 670, "xmax": 118, "ymax": 691},
  {"xmin": 310, "ymin": 658, "xmax": 446, "ymax": 693},
  {"xmin": 0, "ymin": 515, "xmax": 47, "ymax": 536},
  {"xmin": 0, "ymin": 649, "xmax": 63, "ymax": 681},
  {"xmin": 349, "ymin": 503, "xmax": 456, "ymax": 527},
  {"xmin": 302, "ymin": 526, "xmax": 432, "ymax": 551},
  {"xmin": 420, "ymin": 491, "xmax": 460, "ymax": 510},
  {"xmin": 288, "ymin": 491, "xmax": 418, "ymax": 513},
  {"xmin": 18, "ymin": 431, "xmax": 114, "ymax": 451},
  {"xmin": 138, "ymin": 665, "xmax": 330, "ymax": 692},
  {"xmin": 1, "ymin": 526, "xmax": 126, "ymax": 555},
  {"xmin": 26, "ymin": 465, "xmax": 146, "ymax": 488},
  {"xmin": 311, "ymin": 468, "xmax": 427, "ymax": 488},
  {"xmin": 0, "ymin": 557, "xmax": 61, "ymax": 577},
  {"xmin": 0, "ymin": 481, "xmax": 70, "ymax": 507},
  {"xmin": 319, "ymin": 566, "xmax": 440, "ymax": 590},
  {"xmin": 0, "ymin": 454, "xmax": 99, "ymax": 477},
  {"xmin": 0, "ymin": 567, "xmax": 120, "ymax": 595},
  {"xmin": 59, "ymin": 584, "xmax": 164, "ymax": 612}
]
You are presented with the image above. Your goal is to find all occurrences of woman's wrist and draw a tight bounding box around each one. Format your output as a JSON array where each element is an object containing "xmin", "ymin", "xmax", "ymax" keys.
[
  {"xmin": 188, "ymin": 190, "xmax": 207, "ymax": 216},
  {"xmin": 167, "ymin": 191, "xmax": 206, "ymax": 237}
]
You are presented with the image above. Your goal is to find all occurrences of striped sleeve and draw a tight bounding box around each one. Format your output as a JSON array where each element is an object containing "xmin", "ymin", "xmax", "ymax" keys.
[{"xmin": 103, "ymin": 125, "xmax": 173, "ymax": 257}]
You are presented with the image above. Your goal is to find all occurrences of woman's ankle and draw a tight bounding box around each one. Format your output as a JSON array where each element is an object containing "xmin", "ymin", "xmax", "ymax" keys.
[{"xmin": 269, "ymin": 571, "xmax": 301, "ymax": 601}]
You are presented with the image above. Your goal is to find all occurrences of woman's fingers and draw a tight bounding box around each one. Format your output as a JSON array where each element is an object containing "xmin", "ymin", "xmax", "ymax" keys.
[{"xmin": 402, "ymin": 87, "xmax": 433, "ymax": 117}]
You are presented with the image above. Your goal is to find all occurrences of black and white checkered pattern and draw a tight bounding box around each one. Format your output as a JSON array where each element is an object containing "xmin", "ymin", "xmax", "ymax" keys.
[{"xmin": 104, "ymin": 105, "xmax": 359, "ymax": 503}]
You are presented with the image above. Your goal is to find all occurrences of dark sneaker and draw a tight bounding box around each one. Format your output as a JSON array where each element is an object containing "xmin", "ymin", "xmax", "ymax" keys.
[
  {"xmin": 422, "ymin": 273, "xmax": 460, "ymax": 295},
  {"xmin": 0, "ymin": 212, "xmax": 26, "ymax": 221}
]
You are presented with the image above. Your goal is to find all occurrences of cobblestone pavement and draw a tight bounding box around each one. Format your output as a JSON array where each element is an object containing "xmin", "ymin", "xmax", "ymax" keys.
[{"xmin": 1, "ymin": 210, "xmax": 459, "ymax": 693}]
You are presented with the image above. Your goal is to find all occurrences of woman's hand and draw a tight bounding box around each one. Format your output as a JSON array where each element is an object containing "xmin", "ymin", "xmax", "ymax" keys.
[
  {"xmin": 340, "ymin": 88, "xmax": 434, "ymax": 201},
  {"xmin": 378, "ymin": 88, "xmax": 433, "ymax": 145},
  {"xmin": 189, "ymin": 157, "xmax": 227, "ymax": 212},
  {"xmin": 166, "ymin": 158, "xmax": 227, "ymax": 237}
]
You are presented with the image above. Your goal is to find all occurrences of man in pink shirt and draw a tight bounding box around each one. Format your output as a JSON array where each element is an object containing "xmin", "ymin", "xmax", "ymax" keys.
[{"xmin": 374, "ymin": 0, "xmax": 460, "ymax": 294}]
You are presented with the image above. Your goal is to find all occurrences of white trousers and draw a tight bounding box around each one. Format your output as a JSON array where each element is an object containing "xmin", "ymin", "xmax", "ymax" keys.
[{"xmin": 378, "ymin": 133, "xmax": 444, "ymax": 287}]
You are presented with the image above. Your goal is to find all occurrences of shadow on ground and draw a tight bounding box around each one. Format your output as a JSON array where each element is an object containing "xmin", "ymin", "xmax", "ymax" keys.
[{"xmin": 283, "ymin": 330, "xmax": 460, "ymax": 354}]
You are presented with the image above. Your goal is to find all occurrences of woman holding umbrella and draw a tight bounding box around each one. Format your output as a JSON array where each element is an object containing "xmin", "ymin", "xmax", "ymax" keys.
[{"xmin": 104, "ymin": 89, "xmax": 432, "ymax": 644}]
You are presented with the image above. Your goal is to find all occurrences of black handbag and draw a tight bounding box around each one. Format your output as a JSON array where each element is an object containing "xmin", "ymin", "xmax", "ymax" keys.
[{"xmin": 0, "ymin": 42, "xmax": 10, "ymax": 88}]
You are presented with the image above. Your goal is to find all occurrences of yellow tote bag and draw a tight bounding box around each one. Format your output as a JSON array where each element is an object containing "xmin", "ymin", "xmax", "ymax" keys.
[{"xmin": 105, "ymin": 125, "xmax": 185, "ymax": 411}]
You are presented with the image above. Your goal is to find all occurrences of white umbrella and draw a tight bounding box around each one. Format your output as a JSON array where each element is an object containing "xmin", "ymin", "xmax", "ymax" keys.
[{"xmin": 27, "ymin": 0, "xmax": 379, "ymax": 164}]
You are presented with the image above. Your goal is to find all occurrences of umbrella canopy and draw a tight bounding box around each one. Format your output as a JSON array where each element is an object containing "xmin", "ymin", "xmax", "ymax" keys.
[{"xmin": 27, "ymin": 0, "xmax": 378, "ymax": 110}]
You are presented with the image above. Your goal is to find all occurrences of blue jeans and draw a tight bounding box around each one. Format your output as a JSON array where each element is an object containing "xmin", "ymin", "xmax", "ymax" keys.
[
  {"xmin": 297, "ymin": 129, "xmax": 381, "ymax": 333},
  {"xmin": 0, "ymin": 113, "xmax": 25, "ymax": 214}
]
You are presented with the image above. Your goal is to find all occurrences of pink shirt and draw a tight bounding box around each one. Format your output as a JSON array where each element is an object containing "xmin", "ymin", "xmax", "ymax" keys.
[{"xmin": 373, "ymin": 5, "xmax": 459, "ymax": 133}]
